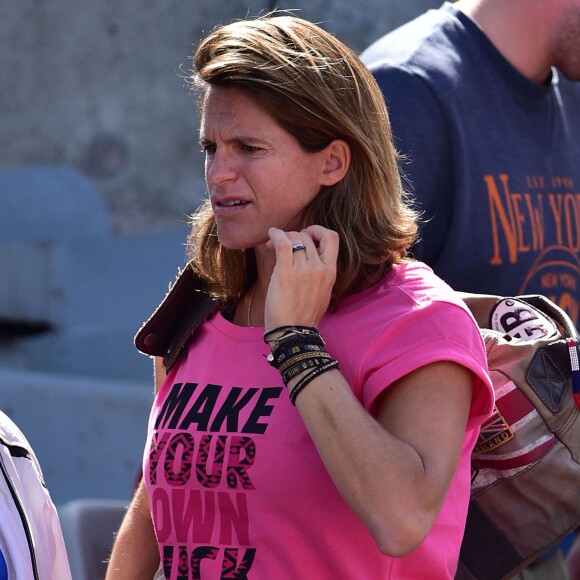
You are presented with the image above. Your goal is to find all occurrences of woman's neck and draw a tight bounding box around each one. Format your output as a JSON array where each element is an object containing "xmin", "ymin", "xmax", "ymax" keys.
[{"xmin": 232, "ymin": 244, "xmax": 274, "ymax": 327}]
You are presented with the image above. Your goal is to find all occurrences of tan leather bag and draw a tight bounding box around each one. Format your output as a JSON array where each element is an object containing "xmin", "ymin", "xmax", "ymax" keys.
[{"xmin": 457, "ymin": 295, "xmax": 580, "ymax": 580}]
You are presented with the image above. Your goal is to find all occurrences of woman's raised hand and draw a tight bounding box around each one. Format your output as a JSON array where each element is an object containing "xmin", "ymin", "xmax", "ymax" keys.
[{"xmin": 264, "ymin": 225, "xmax": 339, "ymax": 330}]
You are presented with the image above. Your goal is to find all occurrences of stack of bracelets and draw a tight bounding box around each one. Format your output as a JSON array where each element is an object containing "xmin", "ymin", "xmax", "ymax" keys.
[{"xmin": 264, "ymin": 325, "xmax": 339, "ymax": 405}]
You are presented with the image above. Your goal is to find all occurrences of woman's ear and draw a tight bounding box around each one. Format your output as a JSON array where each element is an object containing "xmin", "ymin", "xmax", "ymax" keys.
[{"xmin": 320, "ymin": 139, "xmax": 351, "ymax": 186}]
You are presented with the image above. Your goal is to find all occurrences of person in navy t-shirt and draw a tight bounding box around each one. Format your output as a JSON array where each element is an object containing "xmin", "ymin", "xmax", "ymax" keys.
[{"xmin": 361, "ymin": 0, "xmax": 580, "ymax": 326}]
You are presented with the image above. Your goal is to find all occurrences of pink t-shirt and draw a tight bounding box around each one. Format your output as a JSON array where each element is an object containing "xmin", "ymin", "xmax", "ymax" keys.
[{"xmin": 144, "ymin": 262, "xmax": 493, "ymax": 579}]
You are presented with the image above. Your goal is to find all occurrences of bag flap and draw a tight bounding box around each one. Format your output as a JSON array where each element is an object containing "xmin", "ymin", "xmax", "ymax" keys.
[{"xmin": 134, "ymin": 265, "xmax": 220, "ymax": 370}]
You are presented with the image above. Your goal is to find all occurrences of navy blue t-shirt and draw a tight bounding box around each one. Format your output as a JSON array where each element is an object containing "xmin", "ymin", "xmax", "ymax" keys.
[
  {"xmin": 362, "ymin": 2, "xmax": 580, "ymax": 325},
  {"xmin": 0, "ymin": 549, "xmax": 7, "ymax": 580}
]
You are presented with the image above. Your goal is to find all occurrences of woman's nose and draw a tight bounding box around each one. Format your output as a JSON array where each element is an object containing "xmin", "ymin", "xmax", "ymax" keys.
[{"xmin": 206, "ymin": 149, "xmax": 236, "ymax": 186}]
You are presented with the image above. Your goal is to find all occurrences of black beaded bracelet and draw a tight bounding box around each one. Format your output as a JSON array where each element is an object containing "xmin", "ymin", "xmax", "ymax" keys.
[
  {"xmin": 268, "ymin": 339, "xmax": 326, "ymax": 369},
  {"xmin": 289, "ymin": 359, "xmax": 339, "ymax": 405},
  {"xmin": 263, "ymin": 325, "xmax": 321, "ymax": 345}
]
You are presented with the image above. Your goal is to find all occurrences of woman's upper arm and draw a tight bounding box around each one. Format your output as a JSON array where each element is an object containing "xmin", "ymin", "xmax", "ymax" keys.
[
  {"xmin": 154, "ymin": 356, "xmax": 166, "ymax": 394},
  {"xmin": 106, "ymin": 480, "xmax": 158, "ymax": 579},
  {"xmin": 375, "ymin": 360, "xmax": 475, "ymax": 494}
]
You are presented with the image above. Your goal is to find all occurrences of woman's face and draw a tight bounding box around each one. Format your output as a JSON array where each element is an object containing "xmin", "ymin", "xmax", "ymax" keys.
[{"xmin": 200, "ymin": 85, "xmax": 329, "ymax": 250}]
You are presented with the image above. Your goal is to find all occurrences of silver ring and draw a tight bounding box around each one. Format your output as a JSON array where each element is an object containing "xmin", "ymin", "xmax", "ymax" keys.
[{"xmin": 291, "ymin": 242, "xmax": 307, "ymax": 253}]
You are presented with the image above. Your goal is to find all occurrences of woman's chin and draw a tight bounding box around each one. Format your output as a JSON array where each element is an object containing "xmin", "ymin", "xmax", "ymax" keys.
[
  {"xmin": 217, "ymin": 235, "xmax": 268, "ymax": 252},
  {"xmin": 218, "ymin": 240, "xmax": 256, "ymax": 252}
]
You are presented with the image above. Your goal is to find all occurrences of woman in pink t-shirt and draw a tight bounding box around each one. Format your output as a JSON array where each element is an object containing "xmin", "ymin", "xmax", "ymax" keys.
[{"xmin": 107, "ymin": 14, "xmax": 493, "ymax": 580}]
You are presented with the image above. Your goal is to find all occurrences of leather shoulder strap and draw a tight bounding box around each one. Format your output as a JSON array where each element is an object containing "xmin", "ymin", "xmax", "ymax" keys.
[{"xmin": 134, "ymin": 265, "xmax": 221, "ymax": 371}]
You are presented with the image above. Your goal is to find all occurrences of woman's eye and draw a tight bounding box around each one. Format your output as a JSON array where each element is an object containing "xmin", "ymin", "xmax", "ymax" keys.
[
  {"xmin": 201, "ymin": 143, "xmax": 216, "ymax": 156},
  {"xmin": 242, "ymin": 144, "xmax": 262, "ymax": 154}
]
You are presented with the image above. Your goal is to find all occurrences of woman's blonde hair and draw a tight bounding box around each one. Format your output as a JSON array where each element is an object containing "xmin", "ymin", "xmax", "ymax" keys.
[{"xmin": 188, "ymin": 13, "xmax": 418, "ymax": 306}]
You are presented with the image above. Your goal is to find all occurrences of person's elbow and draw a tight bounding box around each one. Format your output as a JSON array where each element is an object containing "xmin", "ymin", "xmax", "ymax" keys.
[{"xmin": 369, "ymin": 501, "xmax": 441, "ymax": 557}]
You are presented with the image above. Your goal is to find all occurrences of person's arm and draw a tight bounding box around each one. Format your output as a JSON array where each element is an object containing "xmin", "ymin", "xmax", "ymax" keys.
[
  {"xmin": 106, "ymin": 357, "xmax": 166, "ymax": 579},
  {"xmin": 294, "ymin": 359, "xmax": 473, "ymax": 556},
  {"xmin": 105, "ymin": 479, "xmax": 159, "ymax": 579},
  {"xmin": 265, "ymin": 226, "xmax": 476, "ymax": 555}
]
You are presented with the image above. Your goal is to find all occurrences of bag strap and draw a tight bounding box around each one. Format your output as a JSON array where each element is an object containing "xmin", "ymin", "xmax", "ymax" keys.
[{"xmin": 134, "ymin": 265, "xmax": 221, "ymax": 371}]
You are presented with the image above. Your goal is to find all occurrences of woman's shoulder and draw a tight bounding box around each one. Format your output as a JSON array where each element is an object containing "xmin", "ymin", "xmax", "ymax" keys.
[
  {"xmin": 326, "ymin": 261, "xmax": 479, "ymax": 353},
  {"xmin": 340, "ymin": 260, "xmax": 466, "ymax": 315},
  {"xmin": 387, "ymin": 260, "xmax": 466, "ymax": 306}
]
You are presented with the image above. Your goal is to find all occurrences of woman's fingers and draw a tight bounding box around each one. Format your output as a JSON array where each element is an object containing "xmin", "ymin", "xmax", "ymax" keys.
[
  {"xmin": 303, "ymin": 225, "xmax": 340, "ymax": 266},
  {"xmin": 267, "ymin": 227, "xmax": 295, "ymax": 268},
  {"xmin": 264, "ymin": 226, "xmax": 337, "ymax": 329},
  {"xmin": 268, "ymin": 226, "xmax": 338, "ymax": 265}
]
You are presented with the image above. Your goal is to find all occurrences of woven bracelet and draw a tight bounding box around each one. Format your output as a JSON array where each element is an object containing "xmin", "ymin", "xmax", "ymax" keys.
[
  {"xmin": 281, "ymin": 354, "xmax": 335, "ymax": 386},
  {"xmin": 278, "ymin": 350, "xmax": 331, "ymax": 373},
  {"xmin": 289, "ymin": 359, "xmax": 339, "ymax": 405}
]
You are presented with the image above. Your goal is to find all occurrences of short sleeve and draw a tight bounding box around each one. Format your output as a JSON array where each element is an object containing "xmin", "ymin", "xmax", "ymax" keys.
[{"xmin": 361, "ymin": 299, "xmax": 494, "ymax": 431}]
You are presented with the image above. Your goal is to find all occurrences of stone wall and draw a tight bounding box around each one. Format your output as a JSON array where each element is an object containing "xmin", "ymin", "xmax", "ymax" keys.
[{"xmin": 2, "ymin": 0, "xmax": 441, "ymax": 234}]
